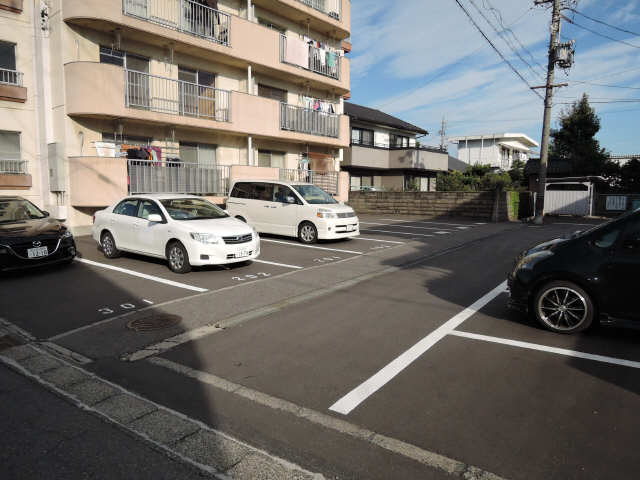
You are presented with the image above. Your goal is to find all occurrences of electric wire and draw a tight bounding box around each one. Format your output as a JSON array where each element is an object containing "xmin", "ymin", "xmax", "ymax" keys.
[
  {"xmin": 562, "ymin": 15, "xmax": 640, "ymax": 49},
  {"xmin": 567, "ymin": 8, "xmax": 640, "ymax": 38}
]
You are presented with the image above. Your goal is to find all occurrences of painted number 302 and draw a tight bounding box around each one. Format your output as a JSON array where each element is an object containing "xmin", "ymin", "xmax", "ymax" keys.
[{"xmin": 98, "ymin": 299, "xmax": 153, "ymax": 315}]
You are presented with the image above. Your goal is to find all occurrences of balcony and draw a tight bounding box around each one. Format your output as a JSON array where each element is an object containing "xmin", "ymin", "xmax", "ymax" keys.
[
  {"xmin": 64, "ymin": 62, "xmax": 349, "ymax": 147},
  {"xmin": 280, "ymin": 103, "xmax": 339, "ymax": 138},
  {"xmin": 0, "ymin": 159, "xmax": 31, "ymax": 190},
  {"xmin": 0, "ymin": 68, "xmax": 26, "ymax": 103},
  {"xmin": 344, "ymin": 144, "xmax": 449, "ymax": 172},
  {"xmin": 280, "ymin": 34, "xmax": 341, "ymax": 80},
  {"xmin": 62, "ymin": 0, "xmax": 349, "ymax": 94},
  {"xmin": 122, "ymin": 0, "xmax": 230, "ymax": 46}
]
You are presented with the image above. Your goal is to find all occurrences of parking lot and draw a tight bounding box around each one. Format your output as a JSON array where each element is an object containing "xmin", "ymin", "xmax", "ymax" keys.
[{"xmin": 2, "ymin": 214, "xmax": 639, "ymax": 480}]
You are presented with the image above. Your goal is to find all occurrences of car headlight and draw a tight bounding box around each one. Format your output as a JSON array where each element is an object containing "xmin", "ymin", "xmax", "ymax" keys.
[
  {"xmin": 190, "ymin": 232, "xmax": 220, "ymax": 244},
  {"xmin": 61, "ymin": 230, "xmax": 73, "ymax": 239},
  {"xmin": 317, "ymin": 208, "xmax": 337, "ymax": 219},
  {"xmin": 516, "ymin": 250, "xmax": 553, "ymax": 270}
]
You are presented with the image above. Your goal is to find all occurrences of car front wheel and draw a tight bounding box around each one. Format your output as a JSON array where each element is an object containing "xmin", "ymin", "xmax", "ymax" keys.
[
  {"xmin": 166, "ymin": 241, "xmax": 191, "ymax": 274},
  {"xmin": 534, "ymin": 280, "xmax": 594, "ymax": 334},
  {"xmin": 298, "ymin": 222, "xmax": 318, "ymax": 244}
]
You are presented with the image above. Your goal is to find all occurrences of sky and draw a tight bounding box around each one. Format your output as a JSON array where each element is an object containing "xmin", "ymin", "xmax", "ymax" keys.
[{"xmin": 348, "ymin": 0, "xmax": 640, "ymax": 157}]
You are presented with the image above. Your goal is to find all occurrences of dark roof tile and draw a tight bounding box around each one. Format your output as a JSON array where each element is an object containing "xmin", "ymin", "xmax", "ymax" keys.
[{"xmin": 345, "ymin": 102, "xmax": 428, "ymax": 135}]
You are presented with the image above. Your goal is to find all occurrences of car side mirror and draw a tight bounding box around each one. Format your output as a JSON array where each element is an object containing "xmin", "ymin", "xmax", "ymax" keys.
[
  {"xmin": 147, "ymin": 214, "xmax": 163, "ymax": 223},
  {"xmin": 286, "ymin": 196, "xmax": 297, "ymax": 204},
  {"xmin": 42, "ymin": 210, "xmax": 50, "ymax": 217}
]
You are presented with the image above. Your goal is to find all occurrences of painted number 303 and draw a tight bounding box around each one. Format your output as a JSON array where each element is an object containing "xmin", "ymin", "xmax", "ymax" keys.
[{"xmin": 98, "ymin": 299, "xmax": 153, "ymax": 315}]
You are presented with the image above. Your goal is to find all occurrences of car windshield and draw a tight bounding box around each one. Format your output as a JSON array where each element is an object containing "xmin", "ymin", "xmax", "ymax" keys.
[
  {"xmin": 159, "ymin": 198, "xmax": 228, "ymax": 221},
  {"xmin": 291, "ymin": 185, "xmax": 337, "ymax": 205},
  {"xmin": 574, "ymin": 209, "xmax": 639, "ymax": 237},
  {"xmin": 0, "ymin": 199, "xmax": 46, "ymax": 224}
]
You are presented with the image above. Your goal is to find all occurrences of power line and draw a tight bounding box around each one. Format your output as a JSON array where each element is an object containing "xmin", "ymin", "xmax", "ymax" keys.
[
  {"xmin": 480, "ymin": 0, "xmax": 547, "ymax": 76},
  {"xmin": 562, "ymin": 15, "xmax": 640, "ymax": 49},
  {"xmin": 453, "ymin": 0, "xmax": 544, "ymax": 100},
  {"xmin": 570, "ymin": 80, "xmax": 640, "ymax": 90},
  {"xmin": 468, "ymin": 0, "xmax": 544, "ymax": 80},
  {"xmin": 568, "ymin": 8, "xmax": 640, "ymax": 37},
  {"xmin": 557, "ymin": 99, "xmax": 640, "ymax": 104}
]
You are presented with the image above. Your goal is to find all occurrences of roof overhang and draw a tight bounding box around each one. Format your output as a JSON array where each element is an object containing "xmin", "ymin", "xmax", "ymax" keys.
[
  {"xmin": 497, "ymin": 140, "xmax": 533, "ymax": 153},
  {"xmin": 449, "ymin": 133, "xmax": 539, "ymax": 148}
]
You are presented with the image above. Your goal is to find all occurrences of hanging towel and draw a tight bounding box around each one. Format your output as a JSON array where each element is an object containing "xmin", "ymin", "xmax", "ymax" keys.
[
  {"xmin": 151, "ymin": 146, "xmax": 162, "ymax": 163},
  {"xmin": 327, "ymin": 52, "xmax": 336, "ymax": 69},
  {"xmin": 318, "ymin": 48, "xmax": 326, "ymax": 66},
  {"xmin": 285, "ymin": 36, "xmax": 309, "ymax": 68}
]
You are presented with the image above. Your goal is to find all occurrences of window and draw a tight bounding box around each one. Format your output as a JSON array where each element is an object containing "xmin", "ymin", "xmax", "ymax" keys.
[
  {"xmin": 113, "ymin": 199, "xmax": 139, "ymax": 216},
  {"xmin": 0, "ymin": 41, "xmax": 17, "ymax": 71},
  {"xmin": 179, "ymin": 143, "xmax": 217, "ymax": 166},
  {"xmin": 258, "ymin": 150, "xmax": 285, "ymax": 168},
  {"xmin": 137, "ymin": 200, "xmax": 163, "ymax": 220},
  {"xmin": 351, "ymin": 128, "xmax": 373, "ymax": 146},
  {"xmin": 253, "ymin": 182, "xmax": 274, "ymax": 201},
  {"xmin": 178, "ymin": 66, "xmax": 216, "ymax": 117},
  {"xmin": 0, "ymin": 130, "xmax": 21, "ymax": 173},
  {"xmin": 621, "ymin": 217, "xmax": 640, "ymax": 251},
  {"xmin": 273, "ymin": 185, "xmax": 299, "ymax": 203},
  {"xmin": 258, "ymin": 18, "xmax": 286, "ymax": 33},
  {"xmin": 391, "ymin": 135, "xmax": 409, "ymax": 148},
  {"xmin": 230, "ymin": 182, "xmax": 255, "ymax": 199},
  {"xmin": 99, "ymin": 46, "xmax": 125, "ymax": 66},
  {"xmin": 258, "ymin": 84, "xmax": 287, "ymax": 103}
]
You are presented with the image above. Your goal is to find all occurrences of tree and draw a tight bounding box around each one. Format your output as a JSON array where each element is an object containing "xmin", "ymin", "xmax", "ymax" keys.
[
  {"xmin": 508, "ymin": 159, "xmax": 526, "ymax": 188},
  {"xmin": 549, "ymin": 94, "xmax": 610, "ymax": 176},
  {"xmin": 619, "ymin": 159, "xmax": 640, "ymax": 192}
]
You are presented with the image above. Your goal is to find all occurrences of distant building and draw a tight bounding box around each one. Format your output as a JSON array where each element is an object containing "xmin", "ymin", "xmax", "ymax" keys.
[
  {"xmin": 609, "ymin": 154, "xmax": 640, "ymax": 167},
  {"xmin": 448, "ymin": 133, "xmax": 539, "ymax": 170},
  {"xmin": 342, "ymin": 102, "xmax": 448, "ymax": 191}
]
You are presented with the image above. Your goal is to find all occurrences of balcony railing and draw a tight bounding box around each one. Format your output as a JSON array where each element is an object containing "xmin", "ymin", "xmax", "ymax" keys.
[
  {"xmin": 128, "ymin": 159, "xmax": 231, "ymax": 195},
  {"xmin": 122, "ymin": 0, "xmax": 230, "ymax": 46},
  {"xmin": 0, "ymin": 68, "xmax": 23, "ymax": 86},
  {"xmin": 280, "ymin": 35, "xmax": 341, "ymax": 80},
  {"xmin": 295, "ymin": 0, "xmax": 341, "ymax": 20},
  {"xmin": 280, "ymin": 167, "xmax": 339, "ymax": 195},
  {"xmin": 280, "ymin": 103, "xmax": 339, "ymax": 138},
  {"xmin": 0, "ymin": 159, "xmax": 28, "ymax": 174},
  {"xmin": 125, "ymin": 69, "xmax": 230, "ymax": 122}
]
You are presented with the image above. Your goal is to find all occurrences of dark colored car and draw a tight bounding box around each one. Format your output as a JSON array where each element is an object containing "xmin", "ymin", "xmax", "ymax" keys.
[
  {"xmin": 509, "ymin": 209, "xmax": 640, "ymax": 333},
  {"xmin": 0, "ymin": 196, "xmax": 76, "ymax": 272}
]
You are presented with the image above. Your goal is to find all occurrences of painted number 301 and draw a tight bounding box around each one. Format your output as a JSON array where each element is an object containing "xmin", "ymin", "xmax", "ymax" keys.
[{"xmin": 98, "ymin": 299, "xmax": 153, "ymax": 315}]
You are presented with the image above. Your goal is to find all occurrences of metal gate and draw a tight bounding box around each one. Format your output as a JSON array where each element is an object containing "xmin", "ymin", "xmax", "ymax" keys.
[{"xmin": 544, "ymin": 182, "xmax": 593, "ymax": 216}]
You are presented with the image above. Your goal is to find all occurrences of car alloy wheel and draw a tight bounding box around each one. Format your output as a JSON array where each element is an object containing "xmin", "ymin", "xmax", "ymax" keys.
[
  {"xmin": 101, "ymin": 232, "xmax": 120, "ymax": 259},
  {"xmin": 167, "ymin": 242, "xmax": 191, "ymax": 274},
  {"xmin": 535, "ymin": 282, "xmax": 593, "ymax": 333},
  {"xmin": 299, "ymin": 223, "xmax": 317, "ymax": 244}
]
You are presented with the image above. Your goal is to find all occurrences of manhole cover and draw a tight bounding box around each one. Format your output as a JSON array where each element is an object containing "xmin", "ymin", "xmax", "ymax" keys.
[
  {"xmin": 0, "ymin": 335, "xmax": 23, "ymax": 352},
  {"xmin": 126, "ymin": 314, "xmax": 182, "ymax": 332}
]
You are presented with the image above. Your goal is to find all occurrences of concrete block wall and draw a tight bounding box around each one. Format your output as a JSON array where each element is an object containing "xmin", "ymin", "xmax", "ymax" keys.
[{"xmin": 349, "ymin": 191, "xmax": 509, "ymax": 220}]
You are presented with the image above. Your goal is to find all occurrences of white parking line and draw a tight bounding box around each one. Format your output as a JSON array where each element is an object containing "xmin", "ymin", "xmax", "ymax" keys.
[
  {"xmin": 352, "ymin": 237, "xmax": 405, "ymax": 244},
  {"xmin": 377, "ymin": 219, "xmax": 470, "ymax": 227},
  {"xmin": 260, "ymin": 239, "xmax": 363, "ymax": 255},
  {"xmin": 75, "ymin": 258, "xmax": 208, "ymax": 293},
  {"xmin": 360, "ymin": 221, "xmax": 455, "ymax": 231},
  {"xmin": 449, "ymin": 330, "xmax": 640, "ymax": 369},
  {"xmin": 361, "ymin": 229, "xmax": 434, "ymax": 237},
  {"xmin": 329, "ymin": 281, "xmax": 508, "ymax": 415},
  {"xmin": 252, "ymin": 259, "xmax": 303, "ymax": 270}
]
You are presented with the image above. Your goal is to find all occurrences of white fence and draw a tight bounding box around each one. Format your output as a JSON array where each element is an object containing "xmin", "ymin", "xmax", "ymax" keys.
[
  {"xmin": 280, "ymin": 103, "xmax": 339, "ymax": 138},
  {"xmin": 0, "ymin": 68, "xmax": 23, "ymax": 86},
  {"xmin": 279, "ymin": 168, "xmax": 339, "ymax": 195},
  {"xmin": 123, "ymin": 0, "xmax": 230, "ymax": 45},
  {"xmin": 0, "ymin": 159, "xmax": 28, "ymax": 174},
  {"xmin": 125, "ymin": 70, "xmax": 230, "ymax": 122},
  {"xmin": 128, "ymin": 160, "xmax": 230, "ymax": 195}
]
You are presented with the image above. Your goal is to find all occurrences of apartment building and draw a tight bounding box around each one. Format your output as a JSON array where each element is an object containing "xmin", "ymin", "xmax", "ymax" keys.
[
  {"xmin": 342, "ymin": 102, "xmax": 448, "ymax": 192},
  {"xmin": 449, "ymin": 133, "xmax": 539, "ymax": 170},
  {"xmin": 0, "ymin": 0, "xmax": 351, "ymax": 231}
]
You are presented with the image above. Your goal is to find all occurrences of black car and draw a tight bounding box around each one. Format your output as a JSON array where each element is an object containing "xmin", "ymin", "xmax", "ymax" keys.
[
  {"xmin": 0, "ymin": 196, "xmax": 76, "ymax": 272},
  {"xmin": 509, "ymin": 209, "xmax": 640, "ymax": 333}
]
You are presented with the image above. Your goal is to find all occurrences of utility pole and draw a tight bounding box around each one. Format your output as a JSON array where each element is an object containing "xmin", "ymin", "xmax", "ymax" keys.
[{"xmin": 533, "ymin": 0, "xmax": 564, "ymax": 224}]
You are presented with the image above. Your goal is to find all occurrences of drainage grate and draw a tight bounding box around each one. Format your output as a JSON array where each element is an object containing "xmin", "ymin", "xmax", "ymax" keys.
[
  {"xmin": 126, "ymin": 314, "xmax": 182, "ymax": 332},
  {"xmin": 0, "ymin": 335, "xmax": 23, "ymax": 352}
]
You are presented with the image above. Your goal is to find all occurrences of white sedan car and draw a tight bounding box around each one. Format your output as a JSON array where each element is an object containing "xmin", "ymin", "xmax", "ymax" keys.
[{"xmin": 92, "ymin": 194, "xmax": 260, "ymax": 273}]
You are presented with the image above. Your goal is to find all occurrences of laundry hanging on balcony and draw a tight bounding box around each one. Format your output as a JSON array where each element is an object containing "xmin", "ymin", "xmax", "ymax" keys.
[
  {"xmin": 300, "ymin": 96, "xmax": 336, "ymax": 114},
  {"xmin": 284, "ymin": 36, "xmax": 310, "ymax": 68}
]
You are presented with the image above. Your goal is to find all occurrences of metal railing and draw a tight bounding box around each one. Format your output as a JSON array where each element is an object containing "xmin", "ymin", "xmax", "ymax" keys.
[
  {"xmin": 0, "ymin": 159, "xmax": 28, "ymax": 174},
  {"xmin": 128, "ymin": 159, "xmax": 230, "ymax": 195},
  {"xmin": 0, "ymin": 68, "xmax": 23, "ymax": 86},
  {"xmin": 295, "ymin": 0, "xmax": 341, "ymax": 20},
  {"xmin": 123, "ymin": 0, "xmax": 230, "ymax": 46},
  {"xmin": 125, "ymin": 69, "xmax": 230, "ymax": 122},
  {"xmin": 280, "ymin": 168, "xmax": 339, "ymax": 195},
  {"xmin": 280, "ymin": 35, "xmax": 341, "ymax": 80},
  {"xmin": 280, "ymin": 103, "xmax": 339, "ymax": 138}
]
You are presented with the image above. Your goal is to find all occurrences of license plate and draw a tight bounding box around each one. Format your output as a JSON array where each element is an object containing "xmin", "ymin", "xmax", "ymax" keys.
[
  {"xmin": 236, "ymin": 250, "xmax": 250, "ymax": 258},
  {"xmin": 27, "ymin": 246, "xmax": 48, "ymax": 258}
]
